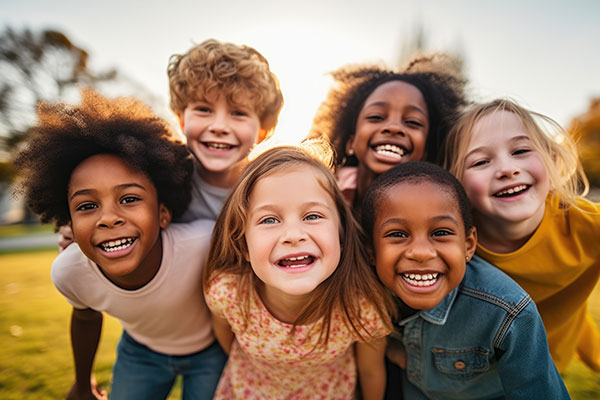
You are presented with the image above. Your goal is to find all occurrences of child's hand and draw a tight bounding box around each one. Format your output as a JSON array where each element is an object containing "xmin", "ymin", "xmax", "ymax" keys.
[
  {"xmin": 386, "ymin": 336, "xmax": 407, "ymax": 369},
  {"xmin": 58, "ymin": 224, "xmax": 74, "ymax": 253},
  {"xmin": 65, "ymin": 375, "xmax": 107, "ymax": 400}
]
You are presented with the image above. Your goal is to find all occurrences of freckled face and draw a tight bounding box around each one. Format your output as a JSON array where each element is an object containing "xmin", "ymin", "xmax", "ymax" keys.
[
  {"xmin": 348, "ymin": 80, "xmax": 429, "ymax": 178},
  {"xmin": 372, "ymin": 181, "xmax": 476, "ymax": 310}
]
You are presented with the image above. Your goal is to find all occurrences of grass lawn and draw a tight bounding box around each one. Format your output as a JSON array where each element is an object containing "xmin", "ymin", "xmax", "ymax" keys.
[{"xmin": 1, "ymin": 249, "xmax": 599, "ymax": 399}]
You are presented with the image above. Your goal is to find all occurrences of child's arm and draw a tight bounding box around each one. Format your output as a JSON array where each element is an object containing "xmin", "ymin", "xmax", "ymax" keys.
[
  {"xmin": 211, "ymin": 313, "xmax": 234, "ymax": 355},
  {"xmin": 497, "ymin": 300, "xmax": 570, "ymax": 399},
  {"xmin": 66, "ymin": 307, "xmax": 106, "ymax": 400},
  {"xmin": 356, "ymin": 337, "xmax": 387, "ymax": 400}
]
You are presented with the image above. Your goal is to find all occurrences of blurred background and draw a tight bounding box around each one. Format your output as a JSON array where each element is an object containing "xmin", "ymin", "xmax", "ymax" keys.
[{"xmin": 1, "ymin": 0, "xmax": 599, "ymax": 398}]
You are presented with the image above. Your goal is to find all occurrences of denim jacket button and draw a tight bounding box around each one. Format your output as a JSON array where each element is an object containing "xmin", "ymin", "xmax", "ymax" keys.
[{"xmin": 454, "ymin": 361, "xmax": 466, "ymax": 370}]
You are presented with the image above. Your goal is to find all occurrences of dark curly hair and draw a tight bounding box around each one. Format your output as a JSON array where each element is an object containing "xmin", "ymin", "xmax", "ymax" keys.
[
  {"xmin": 12, "ymin": 90, "xmax": 194, "ymax": 228},
  {"xmin": 361, "ymin": 161, "xmax": 473, "ymax": 245},
  {"xmin": 310, "ymin": 54, "xmax": 468, "ymax": 167}
]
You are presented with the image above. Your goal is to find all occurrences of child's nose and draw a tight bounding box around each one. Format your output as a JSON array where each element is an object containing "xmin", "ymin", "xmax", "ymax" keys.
[
  {"xmin": 208, "ymin": 113, "xmax": 232, "ymax": 135},
  {"xmin": 96, "ymin": 207, "xmax": 125, "ymax": 229},
  {"xmin": 280, "ymin": 221, "xmax": 308, "ymax": 245},
  {"xmin": 382, "ymin": 118, "xmax": 404, "ymax": 136},
  {"xmin": 405, "ymin": 237, "xmax": 436, "ymax": 262},
  {"xmin": 495, "ymin": 157, "xmax": 520, "ymax": 179}
]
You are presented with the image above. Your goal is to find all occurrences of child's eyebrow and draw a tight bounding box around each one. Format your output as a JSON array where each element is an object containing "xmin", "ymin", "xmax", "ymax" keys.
[
  {"xmin": 363, "ymin": 101, "xmax": 427, "ymax": 116},
  {"xmin": 69, "ymin": 183, "xmax": 147, "ymax": 200},
  {"xmin": 379, "ymin": 215, "xmax": 459, "ymax": 227},
  {"xmin": 250, "ymin": 200, "xmax": 331, "ymax": 214}
]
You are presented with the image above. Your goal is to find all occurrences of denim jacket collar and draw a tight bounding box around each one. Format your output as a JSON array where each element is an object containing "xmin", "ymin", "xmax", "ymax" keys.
[{"xmin": 397, "ymin": 285, "xmax": 460, "ymax": 326}]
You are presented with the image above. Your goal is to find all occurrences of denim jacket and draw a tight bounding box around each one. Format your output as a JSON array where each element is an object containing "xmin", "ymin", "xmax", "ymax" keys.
[{"xmin": 393, "ymin": 256, "xmax": 569, "ymax": 400}]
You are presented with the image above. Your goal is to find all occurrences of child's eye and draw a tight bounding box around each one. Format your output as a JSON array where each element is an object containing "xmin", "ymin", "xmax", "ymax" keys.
[
  {"xmin": 431, "ymin": 229, "xmax": 454, "ymax": 237},
  {"xmin": 304, "ymin": 213, "xmax": 323, "ymax": 221},
  {"xmin": 405, "ymin": 120, "xmax": 424, "ymax": 128},
  {"xmin": 121, "ymin": 196, "xmax": 141, "ymax": 204},
  {"xmin": 384, "ymin": 231, "xmax": 407, "ymax": 238},
  {"xmin": 259, "ymin": 217, "xmax": 278, "ymax": 225},
  {"xmin": 75, "ymin": 202, "xmax": 97, "ymax": 211},
  {"xmin": 366, "ymin": 114, "xmax": 384, "ymax": 122},
  {"xmin": 470, "ymin": 159, "xmax": 489, "ymax": 168},
  {"xmin": 232, "ymin": 110, "xmax": 248, "ymax": 117},
  {"xmin": 513, "ymin": 148, "xmax": 531, "ymax": 156},
  {"xmin": 194, "ymin": 106, "xmax": 211, "ymax": 113}
]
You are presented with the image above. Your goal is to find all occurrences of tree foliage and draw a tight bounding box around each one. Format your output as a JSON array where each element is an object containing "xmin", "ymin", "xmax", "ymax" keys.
[
  {"xmin": 569, "ymin": 98, "xmax": 600, "ymax": 187},
  {"xmin": 0, "ymin": 27, "xmax": 117, "ymax": 155}
]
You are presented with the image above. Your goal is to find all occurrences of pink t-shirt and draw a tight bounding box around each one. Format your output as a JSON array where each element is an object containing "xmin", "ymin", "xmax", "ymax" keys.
[{"xmin": 51, "ymin": 219, "xmax": 215, "ymax": 355}]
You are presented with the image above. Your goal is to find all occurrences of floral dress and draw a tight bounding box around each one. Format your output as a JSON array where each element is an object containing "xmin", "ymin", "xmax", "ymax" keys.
[{"xmin": 205, "ymin": 273, "xmax": 389, "ymax": 399}]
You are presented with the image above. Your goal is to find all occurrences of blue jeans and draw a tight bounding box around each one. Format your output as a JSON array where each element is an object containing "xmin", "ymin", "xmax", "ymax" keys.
[{"xmin": 110, "ymin": 330, "xmax": 227, "ymax": 400}]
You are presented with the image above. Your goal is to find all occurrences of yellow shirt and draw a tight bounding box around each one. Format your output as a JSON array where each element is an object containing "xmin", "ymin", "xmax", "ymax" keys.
[{"xmin": 477, "ymin": 196, "xmax": 600, "ymax": 372}]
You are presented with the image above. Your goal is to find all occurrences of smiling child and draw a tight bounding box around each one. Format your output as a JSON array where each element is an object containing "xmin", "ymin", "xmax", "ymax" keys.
[{"xmin": 362, "ymin": 161, "xmax": 568, "ymax": 399}]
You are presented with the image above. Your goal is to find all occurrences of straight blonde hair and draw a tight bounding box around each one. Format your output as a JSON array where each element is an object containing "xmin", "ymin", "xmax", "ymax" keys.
[{"xmin": 444, "ymin": 98, "xmax": 589, "ymax": 207}]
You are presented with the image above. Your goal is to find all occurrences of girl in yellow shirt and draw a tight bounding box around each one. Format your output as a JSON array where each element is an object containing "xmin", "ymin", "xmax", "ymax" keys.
[{"xmin": 444, "ymin": 98, "xmax": 600, "ymax": 373}]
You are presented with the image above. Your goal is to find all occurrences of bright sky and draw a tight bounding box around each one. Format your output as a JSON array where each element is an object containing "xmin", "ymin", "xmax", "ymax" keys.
[{"xmin": 2, "ymin": 0, "xmax": 599, "ymax": 144}]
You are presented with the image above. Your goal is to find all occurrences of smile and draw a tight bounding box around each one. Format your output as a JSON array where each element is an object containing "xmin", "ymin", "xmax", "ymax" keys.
[
  {"xmin": 373, "ymin": 144, "xmax": 406, "ymax": 159},
  {"xmin": 277, "ymin": 254, "xmax": 315, "ymax": 268},
  {"xmin": 401, "ymin": 272, "xmax": 439, "ymax": 287},
  {"xmin": 203, "ymin": 142, "xmax": 234, "ymax": 150},
  {"xmin": 99, "ymin": 237, "xmax": 136, "ymax": 252},
  {"xmin": 494, "ymin": 184, "xmax": 529, "ymax": 197}
]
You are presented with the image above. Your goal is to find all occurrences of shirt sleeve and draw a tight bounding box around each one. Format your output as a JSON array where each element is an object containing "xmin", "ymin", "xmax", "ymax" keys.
[
  {"xmin": 496, "ymin": 298, "xmax": 570, "ymax": 398},
  {"xmin": 356, "ymin": 297, "xmax": 392, "ymax": 342},
  {"xmin": 204, "ymin": 273, "xmax": 238, "ymax": 318},
  {"xmin": 50, "ymin": 245, "xmax": 90, "ymax": 310}
]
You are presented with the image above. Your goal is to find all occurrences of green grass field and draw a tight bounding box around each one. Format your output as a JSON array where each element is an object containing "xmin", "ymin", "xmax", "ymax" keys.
[{"xmin": 1, "ymin": 249, "xmax": 599, "ymax": 399}]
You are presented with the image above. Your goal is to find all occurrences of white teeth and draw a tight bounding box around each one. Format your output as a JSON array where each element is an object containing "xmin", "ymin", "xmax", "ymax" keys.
[
  {"xmin": 286, "ymin": 255, "xmax": 309, "ymax": 261},
  {"xmin": 206, "ymin": 142, "xmax": 233, "ymax": 150},
  {"xmin": 401, "ymin": 272, "xmax": 439, "ymax": 287},
  {"xmin": 374, "ymin": 144, "xmax": 405, "ymax": 159},
  {"xmin": 496, "ymin": 185, "xmax": 527, "ymax": 197},
  {"xmin": 100, "ymin": 238, "xmax": 134, "ymax": 252}
]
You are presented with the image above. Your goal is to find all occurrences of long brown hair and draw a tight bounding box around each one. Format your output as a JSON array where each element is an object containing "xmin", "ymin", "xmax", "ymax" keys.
[{"xmin": 203, "ymin": 143, "xmax": 393, "ymax": 347}]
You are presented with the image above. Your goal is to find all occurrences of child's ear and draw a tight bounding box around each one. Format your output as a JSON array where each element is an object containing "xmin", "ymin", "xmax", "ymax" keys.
[
  {"xmin": 464, "ymin": 226, "xmax": 477, "ymax": 262},
  {"xmin": 345, "ymin": 136, "xmax": 355, "ymax": 157},
  {"xmin": 159, "ymin": 205, "xmax": 172, "ymax": 228},
  {"xmin": 256, "ymin": 128, "xmax": 269, "ymax": 144},
  {"xmin": 177, "ymin": 113, "xmax": 185, "ymax": 132},
  {"xmin": 366, "ymin": 246, "xmax": 376, "ymax": 266}
]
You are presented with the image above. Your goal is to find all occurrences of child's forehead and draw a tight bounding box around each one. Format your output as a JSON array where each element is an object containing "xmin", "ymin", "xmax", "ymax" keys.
[
  {"xmin": 378, "ymin": 180, "xmax": 460, "ymax": 216},
  {"xmin": 193, "ymin": 86, "xmax": 258, "ymax": 109}
]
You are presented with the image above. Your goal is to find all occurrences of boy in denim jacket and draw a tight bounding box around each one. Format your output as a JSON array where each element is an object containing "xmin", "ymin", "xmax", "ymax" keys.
[{"xmin": 362, "ymin": 162, "xmax": 569, "ymax": 399}]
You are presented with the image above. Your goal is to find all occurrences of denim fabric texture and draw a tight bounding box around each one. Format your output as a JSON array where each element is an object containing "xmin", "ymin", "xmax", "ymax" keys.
[
  {"xmin": 109, "ymin": 330, "xmax": 227, "ymax": 400},
  {"xmin": 393, "ymin": 256, "xmax": 570, "ymax": 400}
]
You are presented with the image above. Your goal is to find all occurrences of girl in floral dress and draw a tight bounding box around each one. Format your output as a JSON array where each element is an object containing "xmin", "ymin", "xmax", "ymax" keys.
[{"xmin": 203, "ymin": 144, "xmax": 394, "ymax": 399}]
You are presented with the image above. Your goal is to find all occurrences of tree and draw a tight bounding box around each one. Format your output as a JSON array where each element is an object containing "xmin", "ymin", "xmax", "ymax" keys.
[
  {"xmin": 0, "ymin": 27, "xmax": 119, "ymax": 157},
  {"xmin": 569, "ymin": 98, "xmax": 600, "ymax": 188}
]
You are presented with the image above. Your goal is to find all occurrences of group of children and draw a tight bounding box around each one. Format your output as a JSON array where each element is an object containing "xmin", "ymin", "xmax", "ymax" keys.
[{"xmin": 12, "ymin": 37, "xmax": 599, "ymax": 399}]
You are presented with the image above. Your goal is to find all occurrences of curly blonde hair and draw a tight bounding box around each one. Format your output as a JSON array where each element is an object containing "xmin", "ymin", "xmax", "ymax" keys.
[
  {"xmin": 168, "ymin": 39, "xmax": 283, "ymax": 136},
  {"xmin": 444, "ymin": 98, "xmax": 589, "ymax": 208}
]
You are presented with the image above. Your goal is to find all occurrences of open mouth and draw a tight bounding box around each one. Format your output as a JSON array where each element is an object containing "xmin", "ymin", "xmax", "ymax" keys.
[
  {"xmin": 400, "ymin": 272, "xmax": 440, "ymax": 287},
  {"xmin": 372, "ymin": 144, "xmax": 406, "ymax": 160},
  {"xmin": 277, "ymin": 255, "xmax": 315, "ymax": 268},
  {"xmin": 494, "ymin": 184, "xmax": 529, "ymax": 198},
  {"xmin": 99, "ymin": 237, "xmax": 136, "ymax": 252},
  {"xmin": 203, "ymin": 142, "xmax": 235, "ymax": 150}
]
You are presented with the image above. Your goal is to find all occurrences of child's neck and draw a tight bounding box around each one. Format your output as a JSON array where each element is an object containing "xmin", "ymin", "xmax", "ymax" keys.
[
  {"xmin": 257, "ymin": 283, "xmax": 312, "ymax": 325},
  {"xmin": 355, "ymin": 166, "xmax": 376, "ymax": 204},
  {"xmin": 198, "ymin": 161, "xmax": 245, "ymax": 189},
  {"xmin": 474, "ymin": 210, "xmax": 544, "ymax": 254}
]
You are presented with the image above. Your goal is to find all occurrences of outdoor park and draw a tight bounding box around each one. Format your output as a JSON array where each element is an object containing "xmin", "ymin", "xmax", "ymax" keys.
[{"xmin": 2, "ymin": 1, "xmax": 600, "ymax": 398}]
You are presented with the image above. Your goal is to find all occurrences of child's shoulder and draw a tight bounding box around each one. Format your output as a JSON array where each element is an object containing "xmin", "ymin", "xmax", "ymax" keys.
[
  {"xmin": 166, "ymin": 219, "xmax": 215, "ymax": 242},
  {"xmin": 460, "ymin": 256, "xmax": 531, "ymax": 308}
]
